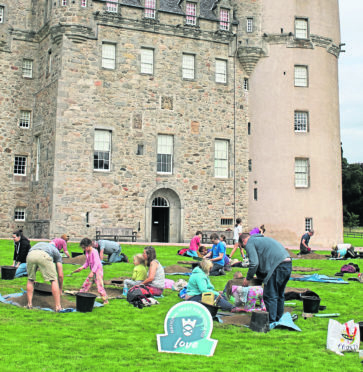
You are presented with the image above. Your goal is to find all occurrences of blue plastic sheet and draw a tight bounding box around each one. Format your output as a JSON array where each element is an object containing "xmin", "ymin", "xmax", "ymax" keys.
[
  {"xmin": 289, "ymin": 274, "xmax": 349, "ymax": 284},
  {"xmin": 270, "ymin": 312, "xmax": 301, "ymax": 332}
]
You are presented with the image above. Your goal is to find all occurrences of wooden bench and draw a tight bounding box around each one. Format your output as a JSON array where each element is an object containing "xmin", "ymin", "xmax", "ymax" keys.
[
  {"xmin": 95, "ymin": 227, "xmax": 137, "ymax": 242},
  {"xmin": 201, "ymin": 230, "xmax": 234, "ymax": 245}
]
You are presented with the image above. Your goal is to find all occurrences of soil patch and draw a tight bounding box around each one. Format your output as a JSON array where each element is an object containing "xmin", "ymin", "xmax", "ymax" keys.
[
  {"xmin": 164, "ymin": 265, "xmax": 191, "ymax": 274},
  {"xmin": 9, "ymin": 292, "xmax": 76, "ymax": 310},
  {"xmin": 290, "ymin": 252, "xmax": 327, "ymax": 260},
  {"xmin": 104, "ymin": 277, "xmax": 129, "ymax": 286},
  {"xmin": 285, "ymin": 287, "xmax": 310, "ymax": 294},
  {"xmin": 289, "ymin": 252, "xmax": 301, "ymax": 259},
  {"xmin": 62, "ymin": 256, "xmax": 86, "ymax": 265},
  {"xmin": 65, "ymin": 287, "xmax": 124, "ymax": 299},
  {"xmin": 290, "ymin": 274, "xmax": 305, "ymax": 278},
  {"xmin": 292, "ymin": 267, "xmax": 321, "ymax": 272}
]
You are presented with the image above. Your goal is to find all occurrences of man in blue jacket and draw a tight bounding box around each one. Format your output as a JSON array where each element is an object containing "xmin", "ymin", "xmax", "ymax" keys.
[{"xmin": 239, "ymin": 233, "xmax": 292, "ymax": 323}]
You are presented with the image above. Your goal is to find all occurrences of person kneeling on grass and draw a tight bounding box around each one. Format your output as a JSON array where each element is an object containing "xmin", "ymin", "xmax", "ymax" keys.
[
  {"xmin": 204, "ymin": 233, "xmax": 226, "ymax": 276},
  {"xmin": 123, "ymin": 253, "xmax": 147, "ymax": 288},
  {"xmin": 72, "ymin": 238, "xmax": 108, "ymax": 305},
  {"xmin": 185, "ymin": 260, "xmax": 238, "ymax": 312},
  {"xmin": 26, "ymin": 242, "xmax": 64, "ymax": 312}
]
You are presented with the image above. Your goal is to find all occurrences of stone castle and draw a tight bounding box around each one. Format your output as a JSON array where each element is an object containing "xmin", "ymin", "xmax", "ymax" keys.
[{"xmin": 0, "ymin": 0, "xmax": 343, "ymax": 247}]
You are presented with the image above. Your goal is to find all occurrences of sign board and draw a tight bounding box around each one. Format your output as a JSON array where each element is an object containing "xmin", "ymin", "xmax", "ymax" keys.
[{"xmin": 157, "ymin": 301, "xmax": 218, "ymax": 356}]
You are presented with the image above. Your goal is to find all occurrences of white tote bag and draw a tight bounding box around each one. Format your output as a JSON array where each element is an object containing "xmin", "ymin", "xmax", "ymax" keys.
[{"xmin": 326, "ymin": 319, "xmax": 360, "ymax": 356}]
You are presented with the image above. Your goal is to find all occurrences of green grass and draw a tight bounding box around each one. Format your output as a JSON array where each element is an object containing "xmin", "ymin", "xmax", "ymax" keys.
[
  {"xmin": 344, "ymin": 235, "xmax": 363, "ymax": 248},
  {"xmin": 0, "ymin": 240, "xmax": 362, "ymax": 371}
]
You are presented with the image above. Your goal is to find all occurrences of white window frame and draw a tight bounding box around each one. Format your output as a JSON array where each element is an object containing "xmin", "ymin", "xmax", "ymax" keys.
[
  {"xmin": 215, "ymin": 59, "xmax": 227, "ymax": 84},
  {"xmin": 14, "ymin": 156, "xmax": 27, "ymax": 176},
  {"xmin": 19, "ymin": 110, "xmax": 31, "ymax": 129},
  {"xmin": 106, "ymin": 0, "xmax": 118, "ymax": 13},
  {"xmin": 141, "ymin": 48, "xmax": 154, "ymax": 75},
  {"xmin": 295, "ymin": 158, "xmax": 309, "ymax": 188},
  {"xmin": 214, "ymin": 139, "xmax": 229, "ymax": 178},
  {"xmin": 62, "ymin": 0, "xmax": 67, "ymax": 6},
  {"xmin": 182, "ymin": 54, "xmax": 195, "ymax": 80},
  {"xmin": 14, "ymin": 207, "xmax": 26, "ymax": 221},
  {"xmin": 295, "ymin": 18, "xmax": 308, "ymax": 39},
  {"xmin": 0, "ymin": 6, "xmax": 4, "ymax": 23},
  {"xmin": 94, "ymin": 130, "xmax": 111, "ymax": 171},
  {"xmin": 294, "ymin": 111, "xmax": 309, "ymax": 132},
  {"xmin": 81, "ymin": 0, "xmax": 87, "ymax": 7},
  {"xmin": 247, "ymin": 18, "xmax": 253, "ymax": 33},
  {"xmin": 294, "ymin": 65, "xmax": 308, "ymax": 87},
  {"xmin": 219, "ymin": 8, "xmax": 230, "ymax": 31},
  {"xmin": 22, "ymin": 59, "xmax": 33, "ymax": 78},
  {"xmin": 102, "ymin": 43, "xmax": 116, "ymax": 69},
  {"xmin": 157, "ymin": 135, "xmax": 173, "ymax": 174},
  {"xmin": 186, "ymin": 2, "xmax": 197, "ymax": 26},
  {"xmin": 144, "ymin": 0, "xmax": 156, "ymax": 19},
  {"xmin": 305, "ymin": 217, "xmax": 313, "ymax": 232},
  {"xmin": 35, "ymin": 137, "xmax": 40, "ymax": 182}
]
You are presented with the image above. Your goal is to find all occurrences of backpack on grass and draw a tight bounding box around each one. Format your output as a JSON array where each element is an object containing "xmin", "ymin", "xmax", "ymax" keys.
[
  {"xmin": 340, "ymin": 263, "xmax": 360, "ymax": 273},
  {"xmin": 126, "ymin": 285, "xmax": 153, "ymax": 309}
]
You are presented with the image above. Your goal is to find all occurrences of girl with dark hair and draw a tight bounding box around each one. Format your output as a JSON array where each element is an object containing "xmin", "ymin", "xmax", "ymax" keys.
[
  {"xmin": 141, "ymin": 246, "xmax": 165, "ymax": 296},
  {"xmin": 12, "ymin": 229, "xmax": 31, "ymax": 278}
]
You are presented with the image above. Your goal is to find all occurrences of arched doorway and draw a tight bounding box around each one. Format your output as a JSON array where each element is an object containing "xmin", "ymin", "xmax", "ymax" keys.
[{"xmin": 151, "ymin": 197, "xmax": 169, "ymax": 242}]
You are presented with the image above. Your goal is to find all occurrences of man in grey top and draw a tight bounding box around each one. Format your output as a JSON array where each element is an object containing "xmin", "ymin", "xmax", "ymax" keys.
[
  {"xmin": 239, "ymin": 233, "xmax": 292, "ymax": 323},
  {"xmin": 26, "ymin": 242, "xmax": 64, "ymax": 311},
  {"xmin": 92, "ymin": 239, "xmax": 122, "ymax": 263}
]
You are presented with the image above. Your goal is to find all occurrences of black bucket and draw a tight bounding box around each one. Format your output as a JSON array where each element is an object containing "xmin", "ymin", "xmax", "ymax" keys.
[
  {"xmin": 359, "ymin": 322, "xmax": 363, "ymax": 342},
  {"xmin": 301, "ymin": 296, "xmax": 321, "ymax": 313},
  {"xmin": 76, "ymin": 292, "xmax": 97, "ymax": 312},
  {"xmin": 1, "ymin": 266, "xmax": 17, "ymax": 280},
  {"xmin": 71, "ymin": 252, "xmax": 83, "ymax": 258},
  {"xmin": 249, "ymin": 311, "xmax": 270, "ymax": 333},
  {"xmin": 201, "ymin": 302, "xmax": 219, "ymax": 319}
]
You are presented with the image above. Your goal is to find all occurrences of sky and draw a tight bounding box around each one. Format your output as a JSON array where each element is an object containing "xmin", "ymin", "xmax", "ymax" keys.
[{"xmin": 339, "ymin": 1, "xmax": 363, "ymax": 163}]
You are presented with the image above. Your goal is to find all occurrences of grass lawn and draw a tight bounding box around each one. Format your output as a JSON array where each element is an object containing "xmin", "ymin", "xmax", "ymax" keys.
[
  {"xmin": 344, "ymin": 235, "xmax": 363, "ymax": 248},
  {"xmin": 0, "ymin": 240, "xmax": 362, "ymax": 372}
]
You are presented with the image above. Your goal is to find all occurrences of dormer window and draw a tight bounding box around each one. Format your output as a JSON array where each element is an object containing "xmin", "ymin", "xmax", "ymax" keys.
[
  {"xmin": 186, "ymin": 2, "xmax": 197, "ymax": 26},
  {"xmin": 220, "ymin": 9, "xmax": 230, "ymax": 31},
  {"xmin": 145, "ymin": 0, "xmax": 156, "ymax": 19}
]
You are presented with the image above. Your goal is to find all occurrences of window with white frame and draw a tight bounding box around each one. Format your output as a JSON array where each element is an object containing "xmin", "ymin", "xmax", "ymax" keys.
[
  {"xmin": 22, "ymin": 59, "xmax": 33, "ymax": 78},
  {"xmin": 214, "ymin": 139, "xmax": 229, "ymax": 178},
  {"xmin": 102, "ymin": 43, "xmax": 116, "ymax": 69},
  {"xmin": 305, "ymin": 217, "xmax": 313, "ymax": 231},
  {"xmin": 141, "ymin": 48, "xmax": 154, "ymax": 74},
  {"xmin": 0, "ymin": 6, "xmax": 4, "ymax": 23},
  {"xmin": 294, "ymin": 65, "xmax": 308, "ymax": 87},
  {"xmin": 295, "ymin": 18, "xmax": 308, "ymax": 39},
  {"xmin": 186, "ymin": 2, "xmax": 197, "ymax": 26},
  {"xmin": 247, "ymin": 18, "xmax": 253, "ymax": 33},
  {"xmin": 145, "ymin": 0, "xmax": 156, "ymax": 19},
  {"xmin": 19, "ymin": 110, "xmax": 31, "ymax": 129},
  {"xmin": 157, "ymin": 135, "xmax": 173, "ymax": 174},
  {"xmin": 94, "ymin": 130, "xmax": 111, "ymax": 171},
  {"xmin": 14, "ymin": 207, "xmax": 26, "ymax": 221},
  {"xmin": 215, "ymin": 59, "xmax": 227, "ymax": 83},
  {"xmin": 294, "ymin": 111, "xmax": 309, "ymax": 132},
  {"xmin": 295, "ymin": 158, "xmax": 309, "ymax": 187},
  {"xmin": 182, "ymin": 54, "xmax": 195, "ymax": 79},
  {"xmin": 62, "ymin": 0, "xmax": 67, "ymax": 6},
  {"xmin": 220, "ymin": 9, "xmax": 230, "ymax": 31},
  {"xmin": 14, "ymin": 156, "xmax": 27, "ymax": 175},
  {"xmin": 106, "ymin": 0, "xmax": 118, "ymax": 13},
  {"xmin": 35, "ymin": 137, "xmax": 40, "ymax": 182},
  {"xmin": 81, "ymin": 0, "xmax": 87, "ymax": 7}
]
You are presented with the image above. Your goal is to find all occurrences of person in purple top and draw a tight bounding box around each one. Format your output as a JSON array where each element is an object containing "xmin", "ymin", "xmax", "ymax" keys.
[
  {"xmin": 73, "ymin": 238, "xmax": 108, "ymax": 304},
  {"xmin": 250, "ymin": 225, "xmax": 266, "ymax": 235}
]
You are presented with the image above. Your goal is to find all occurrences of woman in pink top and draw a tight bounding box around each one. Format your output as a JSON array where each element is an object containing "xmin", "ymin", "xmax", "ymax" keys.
[
  {"xmin": 51, "ymin": 234, "xmax": 70, "ymax": 258},
  {"xmin": 72, "ymin": 238, "xmax": 108, "ymax": 304},
  {"xmin": 187, "ymin": 231, "xmax": 202, "ymax": 258}
]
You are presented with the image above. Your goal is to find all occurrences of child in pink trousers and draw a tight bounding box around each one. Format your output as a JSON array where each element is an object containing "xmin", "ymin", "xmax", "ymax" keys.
[{"xmin": 73, "ymin": 238, "xmax": 108, "ymax": 304}]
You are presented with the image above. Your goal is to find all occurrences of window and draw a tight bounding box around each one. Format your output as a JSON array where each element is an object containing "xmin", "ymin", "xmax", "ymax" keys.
[
  {"xmin": 215, "ymin": 59, "xmax": 227, "ymax": 83},
  {"xmin": 157, "ymin": 135, "xmax": 173, "ymax": 174},
  {"xmin": 294, "ymin": 65, "xmax": 308, "ymax": 87},
  {"xmin": 62, "ymin": 0, "xmax": 67, "ymax": 6},
  {"xmin": 94, "ymin": 130, "xmax": 111, "ymax": 171},
  {"xmin": 248, "ymin": 122, "xmax": 251, "ymax": 135},
  {"xmin": 305, "ymin": 217, "xmax": 313, "ymax": 231},
  {"xmin": 220, "ymin": 9, "xmax": 230, "ymax": 31},
  {"xmin": 294, "ymin": 111, "xmax": 309, "ymax": 132},
  {"xmin": 14, "ymin": 156, "xmax": 27, "ymax": 175},
  {"xmin": 35, "ymin": 137, "xmax": 40, "ymax": 182},
  {"xmin": 295, "ymin": 18, "xmax": 308, "ymax": 39},
  {"xmin": 214, "ymin": 139, "xmax": 229, "ymax": 178},
  {"xmin": 221, "ymin": 218, "xmax": 233, "ymax": 226},
  {"xmin": 19, "ymin": 110, "xmax": 31, "ymax": 128},
  {"xmin": 0, "ymin": 6, "xmax": 4, "ymax": 23},
  {"xmin": 244, "ymin": 78, "xmax": 249, "ymax": 91},
  {"xmin": 106, "ymin": 0, "xmax": 118, "ymax": 13},
  {"xmin": 137, "ymin": 144, "xmax": 144, "ymax": 155},
  {"xmin": 182, "ymin": 54, "xmax": 195, "ymax": 79},
  {"xmin": 102, "ymin": 43, "xmax": 116, "ymax": 69},
  {"xmin": 47, "ymin": 50, "xmax": 52, "ymax": 76},
  {"xmin": 14, "ymin": 207, "xmax": 26, "ymax": 221},
  {"xmin": 295, "ymin": 158, "xmax": 309, "ymax": 187},
  {"xmin": 253, "ymin": 188, "xmax": 258, "ymax": 201},
  {"xmin": 22, "ymin": 59, "xmax": 33, "ymax": 78},
  {"xmin": 248, "ymin": 159, "xmax": 252, "ymax": 172},
  {"xmin": 186, "ymin": 2, "xmax": 197, "ymax": 26},
  {"xmin": 145, "ymin": 0, "xmax": 156, "ymax": 19},
  {"xmin": 141, "ymin": 48, "xmax": 154, "ymax": 74},
  {"xmin": 247, "ymin": 18, "xmax": 253, "ymax": 33},
  {"xmin": 81, "ymin": 0, "xmax": 87, "ymax": 7}
]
